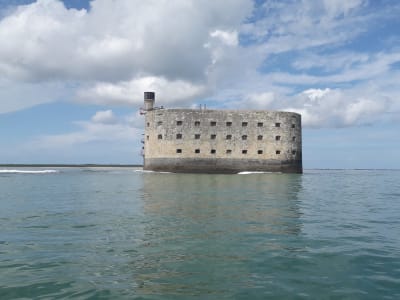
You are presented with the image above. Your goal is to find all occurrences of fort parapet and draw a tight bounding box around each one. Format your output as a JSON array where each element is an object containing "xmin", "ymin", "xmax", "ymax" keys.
[{"xmin": 142, "ymin": 92, "xmax": 302, "ymax": 173}]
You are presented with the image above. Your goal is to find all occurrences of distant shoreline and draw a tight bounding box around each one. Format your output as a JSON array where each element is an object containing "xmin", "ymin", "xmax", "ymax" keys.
[{"xmin": 0, "ymin": 164, "xmax": 143, "ymax": 168}]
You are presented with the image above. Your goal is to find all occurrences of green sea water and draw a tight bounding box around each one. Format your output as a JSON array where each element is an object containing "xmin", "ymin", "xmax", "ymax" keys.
[{"xmin": 0, "ymin": 168, "xmax": 399, "ymax": 299}]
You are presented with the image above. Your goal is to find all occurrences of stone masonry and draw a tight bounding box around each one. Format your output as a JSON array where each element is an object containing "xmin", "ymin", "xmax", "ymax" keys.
[{"xmin": 142, "ymin": 92, "xmax": 302, "ymax": 173}]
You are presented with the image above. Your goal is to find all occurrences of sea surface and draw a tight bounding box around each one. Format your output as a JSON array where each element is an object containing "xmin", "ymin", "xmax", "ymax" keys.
[{"xmin": 0, "ymin": 168, "xmax": 399, "ymax": 299}]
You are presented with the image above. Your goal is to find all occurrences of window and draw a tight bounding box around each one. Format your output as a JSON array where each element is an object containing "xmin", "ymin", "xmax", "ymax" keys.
[
  {"xmin": 147, "ymin": 122, "xmax": 150, "ymax": 127},
  {"xmin": 176, "ymin": 133, "xmax": 182, "ymax": 139},
  {"xmin": 275, "ymin": 135, "xmax": 281, "ymax": 141},
  {"xmin": 177, "ymin": 121, "xmax": 182, "ymax": 126},
  {"xmin": 211, "ymin": 149, "xmax": 216, "ymax": 154},
  {"xmin": 257, "ymin": 135, "xmax": 263, "ymax": 140},
  {"xmin": 176, "ymin": 149, "xmax": 182, "ymax": 153},
  {"xmin": 211, "ymin": 134, "xmax": 216, "ymax": 140},
  {"xmin": 157, "ymin": 121, "xmax": 163, "ymax": 126},
  {"xmin": 291, "ymin": 124, "xmax": 296, "ymax": 128},
  {"xmin": 226, "ymin": 134, "xmax": 232, "ymax": 140},
  {"xmin": 226, "ymin": 121, "xmax": 232, "ymax": 127},
  {"xmin": 257, "ymin": 122, "xmax": 263, "ymax": 127},
  {"xmin": 258, "ymin": 150, "xmax": 263, "ymax": 154},
  {"xmin": 195, "ymin": 149, "xmax": 200, "ymax": 154},
  {"xmin": 210, "ymin": 121, "xmax": 216, "ymax": 126},
  {"xmin": 242, "ymin": 135, "xmax": 247, "ymax": 140},
  {"xmin": 195, "ymin": 134, "xmax": 200, "ymax": 139},
  {"xmin": 292, "ymin": 150, "xmax": 297, "ymax": 155},
  {"xmin": 226, "ymin": 149, "xmax": 232, "ymax": 154},
  {"xmin": 146, "ymin": 135, "xmax": 149, "ymax": 141},
  {"xmin": 292, "ymin": 136, "xmax": 296, "ymax": 141},
  {"xmin": 275, "ymin": 122, "xmax": 281, "ymax": 127},
  {"xmin": 195, "ymin": 121, "xmax": 200, "ymax": 126},
  {"xmin": 157, "ymin": 134, "xmax": 162, "ymax": 140},
  {"xmin": 242, "ymin": 150, "xmax": 247, "ymax": 154},
  {"xmin": 242, "ymin": 122, "xmax": 248, "ymax": 127},
  {"xmin": 276, "ymin": 150, "xmax": 281, "ymax": 155}
]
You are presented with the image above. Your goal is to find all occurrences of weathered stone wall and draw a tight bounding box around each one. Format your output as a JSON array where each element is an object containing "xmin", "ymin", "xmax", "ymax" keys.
[{"xmin": 144, "ymin": 108, "xmax": 302, "ymax": 173}]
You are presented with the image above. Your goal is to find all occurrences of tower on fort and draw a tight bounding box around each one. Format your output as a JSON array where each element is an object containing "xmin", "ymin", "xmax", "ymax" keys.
[{"xmin": 141, "ymin": 92, "xmax": 302, "ymax": 173}]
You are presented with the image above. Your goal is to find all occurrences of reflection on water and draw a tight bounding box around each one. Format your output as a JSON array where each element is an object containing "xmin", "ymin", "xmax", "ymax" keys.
[
  {"xmin": 133, "ymin": 173, "xmax": 303, "ymax": 297},
  {"xmin": 2, "ymin": 169, "xmax": 400, "ymax": 298}
]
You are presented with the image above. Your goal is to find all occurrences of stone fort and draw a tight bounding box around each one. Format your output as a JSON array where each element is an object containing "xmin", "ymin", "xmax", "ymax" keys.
[{"xmin": 142, "ymin": 92, "xmax": 302, "ymax": 173}]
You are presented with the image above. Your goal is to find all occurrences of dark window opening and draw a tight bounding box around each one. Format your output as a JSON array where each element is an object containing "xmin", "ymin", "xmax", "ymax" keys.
[
  {"xmin": 195, "ymin": 149, "xmax": 200, "ymax": 154},
  {"xmin": 242, "ymin": 135, "xmax": 247, "ymax": 140},
  {"xmin": 291, "ymin": 124, "xmax": 296, "ymax": 128},
  {"xmin": 257, "ymin": 135, "xmax": 263, "ymax": 140},
  {"xmin": 292, "ymin": 150, "xmax": 297, "ymax": 155},
  {"xmin": 242, "ymin": 122, "xmax": 248, "ymax": 127},
  {"xmin": 226, "ymin": 121, "xmax": 232, "ymax": 126},
  {"xmin": 177, "ymin": 121, "xmax": 182, "ymax": 126},
  {"xmin": 195, "ymin": 121, "xmax": 200, "ymax": 126},
  {"xmin": 275, "ymin": 122, "xmax": 281, "ymax": 127},
  {"xmin": 210, "ymin": 121, "xmax": 216, "ymax": 126},
  {"xmin": 276, "ymin": 150, "xmax": 281, "ymax": 155},
  {"xmin": 275, "ymin": 135, "xmax": 281, "ymax": 141},
  {"xmin": 242, "ymin": 150, "xmax": 247, "ymax": 154},
  {"xmin": 257, "ymin": 122, "xmax": 263, "ymax": 127},
  {"xmin": 176, "ymin": 134, "xmax": 182, "ymax": 139},
  {"xmin": 195, "ymin": 134, "xmax": 200, "ymax": 139},
  {"xmin": 157, "ymin": 134, "xmax": 162, "ymax": 140},
  {"xmin": 176, "ymin": 149, "xmax": 182, "ymax": 153},
  {"xmin": 258, "ymin": 150, "xmax": 263, "ymax": 154},
  {"xmin": 226, "ymin": 149, "xmax": 232, "ymax": 154},
  {"xmin": 146, "ymin": 135, "xmax": 149, "ymax": 140},
  {"xmin": 157, "ymin": 121, "xmax": 163, "ymax": 126},
  {"xmin": 211, "ymin": 134, "xmax": 216, "ymax": 140},
  {"xmin": 147, "ymin": 122, "xmax": 150, "ymax": 127},
  {"xmin": 292, "ymin": 136, "xmax": 296, "ymax": 141},
  {"xmin": 226, "ymin": 134, "xmax": 232, "ymax": 140},
  {"xmin": 211, "ymin": 149, "xmax": 216, "ymax": 154}
]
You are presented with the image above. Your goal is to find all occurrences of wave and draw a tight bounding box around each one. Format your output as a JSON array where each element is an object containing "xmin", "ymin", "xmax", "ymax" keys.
[
  {"xmin": 134, "ymin": 169, "xmax": 171, "ymax": 174},
  {"xmin": 0, "ymin": 169, "xmax": 59, "ymax": 174},
  {"xmin": 238, "ymin": 171, "xmax": 276, "ymax": 175}
]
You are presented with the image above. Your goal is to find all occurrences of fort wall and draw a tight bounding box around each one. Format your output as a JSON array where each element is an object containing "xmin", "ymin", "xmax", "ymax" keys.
[{"xmin": 143, "ymin": 97, "xmax": 302, "ymax": 173}]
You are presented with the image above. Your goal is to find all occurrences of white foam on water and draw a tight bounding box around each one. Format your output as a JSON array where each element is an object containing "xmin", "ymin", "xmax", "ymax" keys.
[
  {"xmin": 238, "ymin": 171, "xmax": 275, "ymax": 175},
  {"xmin": 134, "ymin": 169, "xmax": 171, "ymax": 174},
  {"xmin": 0, "ymin": 169, "xmax": 59, "ymax": 174}
]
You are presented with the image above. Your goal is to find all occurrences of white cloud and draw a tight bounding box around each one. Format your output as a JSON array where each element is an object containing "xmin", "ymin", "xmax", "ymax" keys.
[
  {"xmin": 32, "ymin": 109, "xmax": 141, "ymax": 148},
  {"xmin": 210, "ymin": 30, "xmax": 238, "ymax": 47},
  {"xmin": 0, "ymin": 0, "xmax": 252, "ymax": 113},
  {"xmin": 91, "ymin": 110, "xmax": 117, "ymax": 124},
  {"xmin": 1, "ymin": 0, "xmax": 399, "ymax": 132},
  {"xmin": 283, "ymin": 87, "xmax": 391, "ymax": 127},
  {"xmin": 0, "ymin": 0, "xmax": 252, "ymax": 82},
  {"xmin": 76, "ymin": 76, "xmax": 208, "ymax": 107},
  {"xmin": 0, "ymin": 79, "xmax": 70, "ymax": 113}
]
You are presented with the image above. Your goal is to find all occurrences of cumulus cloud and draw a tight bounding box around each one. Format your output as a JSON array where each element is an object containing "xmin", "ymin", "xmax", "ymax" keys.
[
  {"xmin": 76, "ymin": 76, "xmax": 208, "ymax": 107},
  {"xmin": 0, "ymin": 0, "xmax": 253, "ymax": 113},
  {"xmin": 91, "ymin": 110, "xmax": 117, "ymax": 124},
  {"xmin": 0, "ymin": 0, "xmax": 252, "ymax": 83},
  {"xmin": 1, "ymin": 0, "xmax": 399, "ymax": 132},
  {"xmin": 32, "ymin": 109, "xmax": 141, "ymax": 148},
  {"xmin": 284, "ymin": 88, "xmax": 391, "ymax": 127}
]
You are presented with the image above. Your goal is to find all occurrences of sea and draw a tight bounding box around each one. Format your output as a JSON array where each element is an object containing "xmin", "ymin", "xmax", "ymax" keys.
[{"xmin": 0, "ymin": 167, "xmax": 399, "ymax": 299}]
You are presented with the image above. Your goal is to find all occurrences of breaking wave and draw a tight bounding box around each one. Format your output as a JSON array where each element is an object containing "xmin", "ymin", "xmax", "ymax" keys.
[
  {"xmin": 134, "ymin": 169, "xmax": 171, "ymax": 174},
  {"xmin": 238, "ymin": 171, "xmax": 276, "ymax": 175},
  {"xmin": 0, "ymin": 169, "xmax": 60, "ymax": 174}
]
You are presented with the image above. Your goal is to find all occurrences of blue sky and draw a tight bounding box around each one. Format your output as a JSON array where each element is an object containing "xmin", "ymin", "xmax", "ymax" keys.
[{"xmin": 0, "ymin": 0, "xmax": 399, "ymax": 168}]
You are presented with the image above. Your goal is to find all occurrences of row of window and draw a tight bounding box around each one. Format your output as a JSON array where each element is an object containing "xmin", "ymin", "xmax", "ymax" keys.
[
  {"xmin": 156, "ymin": 134, "xmax": 296, "ymax": 141},
  {"xmin": 151, "ymin": 121, "xmax": 296, "ymax": 128},
  {"xmin": 175, "ymin": 149, "xmax": 297, "ymax": 155}
]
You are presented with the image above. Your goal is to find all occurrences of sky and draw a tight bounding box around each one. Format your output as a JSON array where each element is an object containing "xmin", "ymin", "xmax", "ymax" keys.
[{"xmin": 0, "ymin": 0, "xmax": 399, "ymax": 168}]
